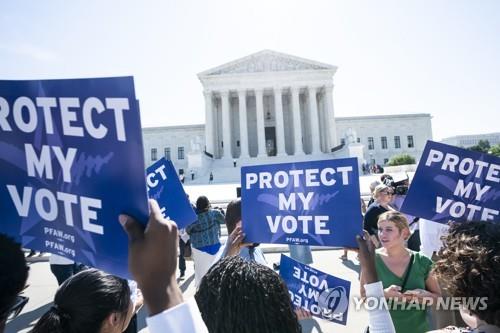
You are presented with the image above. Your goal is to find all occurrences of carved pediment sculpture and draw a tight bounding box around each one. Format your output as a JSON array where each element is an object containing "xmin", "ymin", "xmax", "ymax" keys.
[{"xmin": 199, "ymin": 50, "xmax": 335, "ymax": 77}]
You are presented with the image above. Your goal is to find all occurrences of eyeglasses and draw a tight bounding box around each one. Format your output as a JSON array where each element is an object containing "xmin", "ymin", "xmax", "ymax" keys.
[
  {"xmin": 4, "ymin": 296, "xmax": 29, "ymax": 321},
  {"xmin": 380, "ymin": 191, "xmax": 394, "ymax": 196}
]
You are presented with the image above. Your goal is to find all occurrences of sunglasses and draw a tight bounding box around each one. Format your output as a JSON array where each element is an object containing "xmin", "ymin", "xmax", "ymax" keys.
[{"xmin": 4, "ymin": 296, "xmax": 29, "ymax": 321}]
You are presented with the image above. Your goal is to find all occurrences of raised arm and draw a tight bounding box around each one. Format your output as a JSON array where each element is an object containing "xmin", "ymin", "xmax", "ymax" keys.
[
  {"xmin": 357, "ymin": 230, "xmax": 396, "ymax": 333},
  {"xmin": 119, "ymin": 199, "xmax": 208, "ymax": 333}
]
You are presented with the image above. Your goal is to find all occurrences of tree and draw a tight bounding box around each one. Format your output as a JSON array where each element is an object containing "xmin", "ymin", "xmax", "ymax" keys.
[
  {"xmin": 387, "ymin": 154, "xmax": 416, "ymax": 166},
  {"xmin": 468, "ymin": 139, "xmax": 490, "ymax": 153},
  {"xmin": 489, "ymin": 144, "xmax": 500, "ymax": 157}
]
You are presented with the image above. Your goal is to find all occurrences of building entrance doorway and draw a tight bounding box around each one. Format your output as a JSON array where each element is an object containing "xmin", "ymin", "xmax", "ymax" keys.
[{"xmin": 265, "ymin": 127, "xmax": 277, "ymax": 156}]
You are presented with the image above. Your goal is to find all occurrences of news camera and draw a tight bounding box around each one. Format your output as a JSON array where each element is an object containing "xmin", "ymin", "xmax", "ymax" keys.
[{"xmin": 382, "ymin": 175, "xmax": 409, "ymax": 196}]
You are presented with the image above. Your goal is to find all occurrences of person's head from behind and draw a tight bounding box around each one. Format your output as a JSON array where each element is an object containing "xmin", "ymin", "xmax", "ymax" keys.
[
  {"xmin": 225, "ymin": 199, "xmax": 241, "ymax": 234},
  {"xmin": 377, "ymin": 211, "xmax": 410, "ymax": 250},
  {"xmin": 32, "ymin": 269, "xmax": 132, "ymax": 333},
  {"xmin": 196, "ymin": 195, "xmax": 210, "ymax": 213},
  {"xmin": 373, "ymin": 184, "xmax": 393, "ymax": 205},
  {"xmin": 195, "ymin": 256, "xmax": 301, "ymax": 333},
  {"xmin": 369, "ymin": 180, "xmax": 381, "ymax": 194},
  {"xmin": 434, "ymin": 221, "xmax": 500, "ymax": 328},
  {"xmin": 0, "ymin": 234, "xmax": 29, "ymax": 332}
]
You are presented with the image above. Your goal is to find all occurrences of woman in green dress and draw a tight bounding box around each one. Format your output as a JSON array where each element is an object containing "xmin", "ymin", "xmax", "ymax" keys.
[{"xmin": 361, "ymin": 211, "xmax": 441, "ymax": 333}]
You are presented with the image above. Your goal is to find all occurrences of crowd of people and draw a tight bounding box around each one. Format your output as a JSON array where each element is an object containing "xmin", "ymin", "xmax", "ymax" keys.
[{"xmin": 1, "ymin": 177, "xmax": 499, "ymax": 333}]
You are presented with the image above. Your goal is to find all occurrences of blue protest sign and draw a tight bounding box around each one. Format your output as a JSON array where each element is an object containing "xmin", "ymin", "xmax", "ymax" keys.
[
  {"xmin": 241, "ymin": 158, "xmax": 362, "ymax": 248},
  {"xmin": 401, "ymin": 140, "xmax": 500, "ymax": 223},
  {"xmin": 279, "ymin": 254, "xmax": 351, "ymax": 325},
  {"xmin": 0, "ymin": 77, "xmax": 148, "ymax": 278},
  {"xmin": 146, "ymin": 158, "xmax": 197, "ymax": 229}
]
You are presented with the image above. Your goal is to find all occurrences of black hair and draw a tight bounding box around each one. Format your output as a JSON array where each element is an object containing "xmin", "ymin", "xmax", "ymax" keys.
[
  {"xmin": 196, "ymin": 196, "xmax": 210, "ymax": 212},
  {"xmin": 31, "ymin": 269, "xmax": 130, "ymax": 333},
  {"xmin": 224, "ymin": 199, "xmax": 241, "ymax": 234},
  {"xmin": 0, "ymin": 234, "xmax": 29, "ymax": 324},
  {"xmin": 195, "ymin": 256, "xmax": 301, "ymax": 333},
  {"xmin": 380, "ymin": 174, "xmax": 393, "ymax": 184}
]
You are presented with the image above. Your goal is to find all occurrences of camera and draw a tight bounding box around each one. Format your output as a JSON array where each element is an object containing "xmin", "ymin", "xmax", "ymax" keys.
[{"xmin": 382, "ymin": 175, "xmax": 409, "ymax": 196}]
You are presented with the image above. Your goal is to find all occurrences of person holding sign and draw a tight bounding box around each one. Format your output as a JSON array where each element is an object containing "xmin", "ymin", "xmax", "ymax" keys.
[
  {"xmin": 195, "ymin": 256, "xmax": 302, "ymax": 333},
  {"xmin": 361, "ymin": 211, "xmax": 441, "ymax": 333},
  {"xmin": 186, "ymin": 196, "xmax": 225, "ymax": 287},
  {"xmin": 211, "ymin": 199, "xmax": 267, "ymax": 266}
]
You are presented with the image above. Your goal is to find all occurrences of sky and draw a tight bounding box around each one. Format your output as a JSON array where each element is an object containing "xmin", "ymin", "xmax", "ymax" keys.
[{"xmin": 1, "ymin": 0, "xmax": 499, "ymax": 141}]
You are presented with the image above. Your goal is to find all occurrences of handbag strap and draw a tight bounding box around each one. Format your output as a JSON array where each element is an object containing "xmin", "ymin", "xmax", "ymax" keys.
[{"xmin": 400, "ymin": 253, "xmax": 414, "ymax": 292}]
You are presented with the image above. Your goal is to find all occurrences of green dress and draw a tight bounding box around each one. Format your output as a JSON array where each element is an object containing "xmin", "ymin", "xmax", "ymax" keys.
[{"xmin": 375, "ymin": 250, "xmax": 433, "ymax": 333}]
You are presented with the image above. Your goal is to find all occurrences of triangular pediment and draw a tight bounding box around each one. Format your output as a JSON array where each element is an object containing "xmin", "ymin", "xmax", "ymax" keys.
[{"xmin": 199, "ymin": 50, "xmax": 336, "ymax": 77}]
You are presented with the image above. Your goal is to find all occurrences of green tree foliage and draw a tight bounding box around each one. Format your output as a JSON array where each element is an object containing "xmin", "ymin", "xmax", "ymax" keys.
[
  {"xmin": 468, "ymin": 139, "xmax": 490, "ymax": 153},
  {"xmin": 387, "ymin": 154, "xmax": 416, "ymax": 166},
  {"xmin": 489, "ymin": 144, "xmax": 500, "ymax": 157}
]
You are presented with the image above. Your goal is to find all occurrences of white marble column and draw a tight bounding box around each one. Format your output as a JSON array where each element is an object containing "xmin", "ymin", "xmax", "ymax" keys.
[
  {"xmin": 238, "ymin": 90, "xmax": 250, "ymax": 158},
  {"xmin": 273, "ymin": 87, "xmax": 286, "ymax": 156},
  {"xmin": 255, "ymin": 88, "xmax": 266, "ymax": 157},
  {"xmin": 203, "ymin": 90, "xmax": 214, "ymax": 156},
  {"xmin": 308, "ymin": 86, "xmax": 321, "ymax": 154},
  {"xmin": 324, "ymin": 84, "xmax": 337, "ymax": 148},
  {"xmin": 291, "ymin": 87, "xmax": 304, "ymax": 155},
  {"xmin": 220, "ymin": 90, "xmax": 232, "ymax": 159}
]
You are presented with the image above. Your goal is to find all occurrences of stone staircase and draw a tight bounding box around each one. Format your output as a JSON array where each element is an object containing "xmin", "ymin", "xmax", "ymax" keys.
[{"xmin": 184, "ymin": 152, "xmax": 338, "ymax": 185}]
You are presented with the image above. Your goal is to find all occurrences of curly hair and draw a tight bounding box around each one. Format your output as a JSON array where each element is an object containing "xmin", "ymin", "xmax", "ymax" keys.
[
  {"xmin": 195, "ymin": 256, "xmax": 301, "ymax": 333},
  {"xmin": 434, "ymin": 221, "xmax": 500, "ymax": 326}
]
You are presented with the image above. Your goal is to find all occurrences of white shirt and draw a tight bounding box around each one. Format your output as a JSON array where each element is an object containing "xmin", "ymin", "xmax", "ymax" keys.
[
  {"xmin": 146, "ymin": 298, "xmax": 208, "ymax": 333},
  {"xmin": 365, "ymin": 281, "xmax": 396, "ymax": 333}
]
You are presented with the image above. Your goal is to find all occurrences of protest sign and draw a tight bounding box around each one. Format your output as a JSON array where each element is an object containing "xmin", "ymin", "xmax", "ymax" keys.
[
  {"xmin": 401, "ymin": 140, "xmax": 500, "ymax": 223},
  {"xmin": 241, "ymin": 158, "xmax": 362, "ymax": 248},
  {"xmin": 0, "ymin": 77, "xmax": 148, "ymax": 278},
  {"xmin": 279, "ymin": 254, "xmax": 351, "ymax": 325},
  {"xmin": 146, "ymin": 158, "xmax": 197, "ymax": 229}
]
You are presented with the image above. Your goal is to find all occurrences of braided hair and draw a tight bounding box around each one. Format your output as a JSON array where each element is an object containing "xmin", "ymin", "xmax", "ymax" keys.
[{"xmin": 195, "ymin": 256, "xmax": 301, "ymax": 333}]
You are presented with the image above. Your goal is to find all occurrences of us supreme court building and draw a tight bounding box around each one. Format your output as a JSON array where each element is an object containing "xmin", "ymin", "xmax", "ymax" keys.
[{"xmin": 142, "ymin": 50, "xmax": 432, "ymax": 181}]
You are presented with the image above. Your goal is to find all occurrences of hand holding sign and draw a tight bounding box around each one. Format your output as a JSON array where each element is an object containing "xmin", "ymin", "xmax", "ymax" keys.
[
  {"xmin": 356, "ymin": 230, "xmax": 378, "ymax": 284},
  {"xmin": 119, "ymin": 199, "xmax": 183, "ymax": 316}
]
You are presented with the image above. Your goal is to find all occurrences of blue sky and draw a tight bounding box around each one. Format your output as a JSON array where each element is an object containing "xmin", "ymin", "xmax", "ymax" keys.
[{"xmin": 1, "ymin": 0, "xmax": 499, "ymax": 140}]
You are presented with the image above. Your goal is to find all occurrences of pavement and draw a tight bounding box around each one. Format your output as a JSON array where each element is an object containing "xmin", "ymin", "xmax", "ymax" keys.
[{"xmin": 5, "ymin": 249, "xmax": 369, "ymax": 333}]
